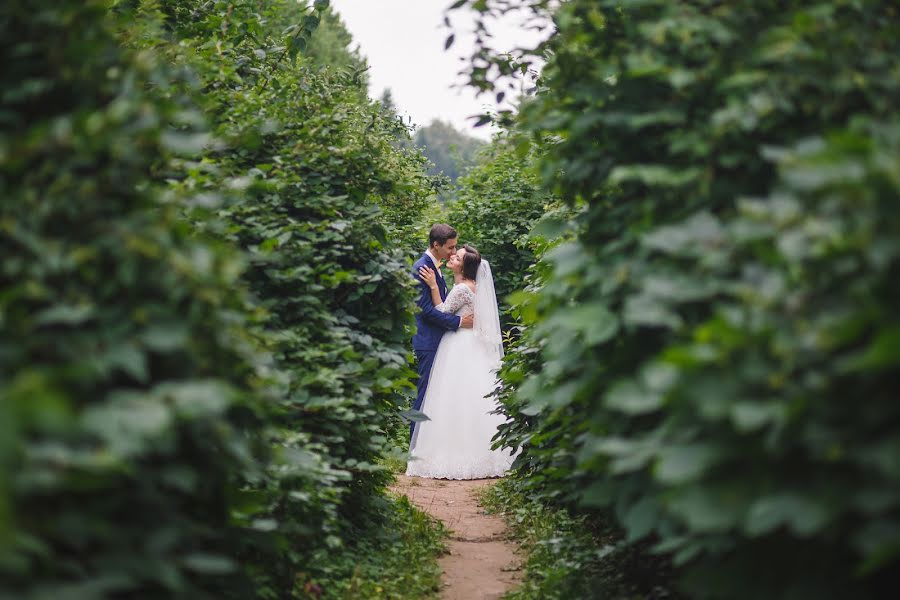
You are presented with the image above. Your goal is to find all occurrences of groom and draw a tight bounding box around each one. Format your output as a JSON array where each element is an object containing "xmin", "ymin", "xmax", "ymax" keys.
[{"xmin": 410, "ymin": 224, "xmax": 474, "ymax": 438}]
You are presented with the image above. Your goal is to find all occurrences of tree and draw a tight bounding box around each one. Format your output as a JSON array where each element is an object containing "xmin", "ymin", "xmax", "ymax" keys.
[
  {"xmin": 305, "ymin": 6, "xmax": 368, "ymax": 79},
  {"xmin": 447, "ymin": 134, "xmax": 555, "ymax": 323},
  {"xmin": 414, "ymin": 119, "xmax": 485, "ymax": 184}
]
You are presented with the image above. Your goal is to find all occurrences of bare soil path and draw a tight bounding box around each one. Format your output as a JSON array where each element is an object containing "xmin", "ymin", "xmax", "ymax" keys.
[{"xmin": 390, "ymin": 475, "xmax": 522, "ymax": 600}]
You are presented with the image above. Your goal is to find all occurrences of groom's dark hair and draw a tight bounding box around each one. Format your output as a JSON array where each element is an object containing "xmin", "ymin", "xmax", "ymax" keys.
[
  {"xmin": 429, "ymin": 224, "xmax": 457, "ymax": 247},
  {"xmin": 462, "ymin": 244, "xmax": 481, "ymax": 281}
]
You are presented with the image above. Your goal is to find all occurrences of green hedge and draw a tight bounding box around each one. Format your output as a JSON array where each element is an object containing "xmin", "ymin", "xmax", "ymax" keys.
[
  {"xmin": 467, "ymin": 1, "xmax": 900, "ymax": 598},
  {"xmin": 446, "ymin": 135, "xmax": 553, "ymax": 323},
  {"xmin": 1, "ymin": 1, "xmax": 439, "ymax": 597},
  {"xmin": 0, "ymin": 2, "xmax": 275, "ymax": 596},
  {"xmin": 129, "ymin": 1, "xmax": 440, "ymax": 591}
]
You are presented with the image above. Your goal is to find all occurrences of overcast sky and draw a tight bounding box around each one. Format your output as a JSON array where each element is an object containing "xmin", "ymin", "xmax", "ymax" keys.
[{"xmin": 329, "ymin": 0, "xmax": 548, "ymax": 140}]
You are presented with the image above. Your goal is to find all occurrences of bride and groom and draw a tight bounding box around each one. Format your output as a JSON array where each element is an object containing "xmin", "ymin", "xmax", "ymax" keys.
[{"xmin": 405, "ymin": 224, "xmax": 516, "ymax": 480}]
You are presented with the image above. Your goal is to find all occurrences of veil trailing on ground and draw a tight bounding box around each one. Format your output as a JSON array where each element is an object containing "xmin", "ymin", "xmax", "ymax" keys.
[{"xmin": 474, "ymin": 260, "xmax": 504, "ymax": 362}]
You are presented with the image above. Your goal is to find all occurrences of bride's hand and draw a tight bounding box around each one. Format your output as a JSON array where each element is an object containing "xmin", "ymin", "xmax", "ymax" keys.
[{"xmin": 418, "ymin": 266, "xmax": 438, "ymax": 289}]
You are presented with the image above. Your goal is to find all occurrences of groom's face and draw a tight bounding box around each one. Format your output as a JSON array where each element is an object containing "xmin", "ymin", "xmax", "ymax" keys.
[{"xmin": 432, "ymin": 237, "xmax": 458, "ymax": 262}]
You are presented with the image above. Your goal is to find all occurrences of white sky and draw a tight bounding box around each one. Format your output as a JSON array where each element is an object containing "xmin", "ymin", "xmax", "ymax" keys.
[{"xmin": 328, "ymin": 0, "xmax": 548, "ymax": 140}]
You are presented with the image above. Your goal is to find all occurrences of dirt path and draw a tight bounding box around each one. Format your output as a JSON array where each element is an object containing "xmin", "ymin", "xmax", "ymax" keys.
[{"xmin": 391, "ymin": 475, "xmax": 522, "ymax": 600}]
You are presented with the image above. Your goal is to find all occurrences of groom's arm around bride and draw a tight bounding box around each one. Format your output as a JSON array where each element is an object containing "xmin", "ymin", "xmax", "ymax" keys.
[
  {"xmin": 412, "ymin": 258, "xmax": 460, "ymax": 333},
  {"xmin": 410, "ymin": 224, "xmax": 474, "ymax": 352}
]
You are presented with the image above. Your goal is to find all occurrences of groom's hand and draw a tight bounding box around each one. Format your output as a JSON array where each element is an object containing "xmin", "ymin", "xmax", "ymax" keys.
[{"xmin": 461, "ymin": 314, "xmax": 474, "ymax": 329}]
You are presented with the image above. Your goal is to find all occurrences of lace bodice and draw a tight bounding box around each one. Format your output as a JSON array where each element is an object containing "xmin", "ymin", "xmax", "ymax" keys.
[{"xmin": 437, "ymin": 284, "xmax": 475, "ymax": 317}]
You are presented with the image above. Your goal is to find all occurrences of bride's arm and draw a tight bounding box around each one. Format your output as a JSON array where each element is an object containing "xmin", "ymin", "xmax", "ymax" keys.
[{"xmin": 418, "ymin": 266, "xmax": 443, "ymax": 307}]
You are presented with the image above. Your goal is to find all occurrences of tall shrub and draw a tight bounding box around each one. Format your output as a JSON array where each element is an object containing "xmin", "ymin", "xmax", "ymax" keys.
[
  {"xmin": 1, "ymin": 1, "xmax": 442, "ymax": 597},
  {"xmin": 128, "ymin": 0, "xmax": 437, "ymax": 575},
  {"xmin": 0, "ymin": 2, "xmax": 282, "ymax": 596},
  {"xmin": 447, "ymin": 135, "xmax": 553, "ymax": 319},
  {"xmin": 459, "ymin": 1, "xmax": 900, "ymax": 598}
]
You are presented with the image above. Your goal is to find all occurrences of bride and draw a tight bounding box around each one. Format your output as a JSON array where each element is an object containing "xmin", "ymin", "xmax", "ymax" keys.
[{"xmin": 406, "ymin": 244, "xmax": 517, "ymax": 479}]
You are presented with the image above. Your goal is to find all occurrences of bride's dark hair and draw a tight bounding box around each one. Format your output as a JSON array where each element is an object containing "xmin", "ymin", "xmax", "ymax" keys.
[{"xmin": 462, "ymin": 244, "xmax": 481, "ymax": 281}]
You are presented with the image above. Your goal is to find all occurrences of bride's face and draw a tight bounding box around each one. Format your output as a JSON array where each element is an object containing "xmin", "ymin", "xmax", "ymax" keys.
[{"xmin": 447, "ymin": 248, "xmax": 465, "ymax": 273}]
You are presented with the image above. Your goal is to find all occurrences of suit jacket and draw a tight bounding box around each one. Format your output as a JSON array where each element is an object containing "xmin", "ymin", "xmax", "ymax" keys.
[{"xmin": 411, "ymin": 252, "xmax": 460, "ymax": 352}]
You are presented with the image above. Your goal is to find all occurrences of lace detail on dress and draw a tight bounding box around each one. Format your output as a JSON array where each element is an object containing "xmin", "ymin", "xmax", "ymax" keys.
[
  {"xmin": 436, "ymin": 284, "xmax": 474, "ymax": 316},
  {"xmin": 406, "ymin": 451, "xmax": 515, "ymax": 480}
]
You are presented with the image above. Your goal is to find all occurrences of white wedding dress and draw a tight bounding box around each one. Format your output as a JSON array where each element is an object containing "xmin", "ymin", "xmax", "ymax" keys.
[{"xmin": 406, "ymin": 261, "xmax": 517, "ymax": 479}]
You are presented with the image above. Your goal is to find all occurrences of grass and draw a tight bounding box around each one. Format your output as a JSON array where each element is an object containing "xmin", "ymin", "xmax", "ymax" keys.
[
  {"xmin": 378, "ymin": 446, "xmax": 410, "ymax": 476},
  {"xmin": 378, "ymin": 409, "xmax": 413, "ymax": 476},
  {"xmin": 478, "ymin": 479, "xmax": 682, "ymax": 600},
  {"xmin": 302, "ymin": 492, "xmax": 448, "ymax": 600},
  {"xmin": 299, "ymin": 422, "xmax": 444, "ymax": 599}
]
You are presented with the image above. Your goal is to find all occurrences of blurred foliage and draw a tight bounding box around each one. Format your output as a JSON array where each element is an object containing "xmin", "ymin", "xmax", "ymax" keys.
[
  {"xmin": 1, "ymin": 0, "xmax": 445, "ymax": 597},
  {"xmin": 454, "ymin": 0, "xmax": 900, "ymax": 598},
  {"xmin": 413, "ymin": 119, "xmax": 486, "ymax": 185},
  {"xmin": 315, "ymin": 494, "xmax": 447, "ymax": 599},
  {"xmin": 0, "ymin": 1, "xmax": 276, "ymax": 596}
]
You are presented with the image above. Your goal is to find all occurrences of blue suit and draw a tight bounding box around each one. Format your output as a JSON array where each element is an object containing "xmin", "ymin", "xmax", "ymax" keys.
[{"xmin": 410, "ymin": 252, "xmax": 460, "ymax": 439}]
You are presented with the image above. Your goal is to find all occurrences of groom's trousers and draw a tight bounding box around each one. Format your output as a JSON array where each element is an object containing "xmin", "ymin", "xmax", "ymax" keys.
[{"xmin": 410, "ymin": 348, "xmax": 437, "ymax": 440}]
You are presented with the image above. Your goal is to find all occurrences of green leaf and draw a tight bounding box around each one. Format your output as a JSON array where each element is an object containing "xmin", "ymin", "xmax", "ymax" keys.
[
  {"xmin": 744, "ymin": 493, "xmax": 829, "ymax": 537},
  {"xmin": 604, "ymin": 380, "xmax": 662, "ymax": 415},
  {"xmin": 641, "ymin": 361, "xmax": 678, "ymax": 392},
  {"xmin": 622, "ymin": 498, "xmax": 659, "ymax": 541},
  {"xmin": 642, "ymin": 212, "xmax": 724, "ymax": 255},
  {"xmin": 81, "ymin": 393, "xmax": 173, "ymax": 456},
  {"xmin": 160, "ymin": 131, "xmax": 211, "ymax": 156},
  {"xmin": 642, "ymin": 273, "xmax": 718, "ymax": 302},
  {"xmin": 654, "ymin": 444, "xmax": 719, "ymax": 484},
  {"xmin": 852, "ymin": 519, "xmax": 900, "ymax": 575},
  {"xmin": 140, "ymin": 323, "xmax": 189, "ymax": 352},
  {"xmin": 558, "ymin": 303, "xmax": 620, "ymax": 345},
  {"xmin": 730, "ymin": 401, "xmax": 784, "ymax": 432},
  {"xmin": 156, "ymin": 381, "xmax": 233, "ymax": 418},
  {"xmin": 668, "ymin": 487, "xmax": 742, "ymax": 533},
  {"xmin": 34, "ymin": 304, "xmax": 94, "ymax": 326},
  {"xmin": 842, "ymin": 325, "xmax": 900, "ymax": 371},
  {"xmin": 578, "ymin": 480, "xmax": 614, "ymax": 508},
  {"xmin": 608, "ymin": 165, "xmax": 701, "ymax": 187},
  {"xmin": 251, "ymin": 518, "xmax": 278, "ymax": 532},
  {"xmin": 108, "ymin": 343, "xmax": 149, "ymax": 383},
  {"xmin": 623, "ymin": 294, "xmax": 684, "ymax": 329},
  {"xmin": 182, "ymin": 553, "xmax": 236, "ymax": 574},
  {"xmin": 399, "ymin": 409, "xmax": 431, "ymax": 423}
]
